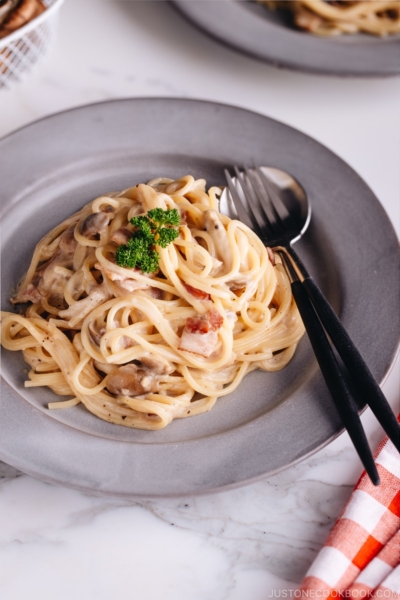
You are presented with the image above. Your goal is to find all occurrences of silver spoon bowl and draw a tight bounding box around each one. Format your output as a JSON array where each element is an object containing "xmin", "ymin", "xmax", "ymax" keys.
[{"xmin": 220, "ymin": 166, "xmax": 311, "ymax": 246}]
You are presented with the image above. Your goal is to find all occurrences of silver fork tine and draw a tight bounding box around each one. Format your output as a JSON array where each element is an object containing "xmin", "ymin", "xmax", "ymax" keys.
[
  {"xmin": 255, "ymin": 166, "xmax": 293, "ymax": 227},
  {"xmin": 234, "ymin": 166, "xmax": 273, "ymax": 236},
  {"xmin": 244, "ymin": 167, "xmax": 281, "ymax": 233},
  {"xmin": 224, "ymin": 169, "xmax": 263, "ymax": 238}
]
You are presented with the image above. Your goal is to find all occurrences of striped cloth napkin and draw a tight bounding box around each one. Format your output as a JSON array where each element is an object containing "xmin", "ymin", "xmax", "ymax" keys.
[{"xmin": 300, "ymin": 417, "xmax": 400, "ymax": 597}]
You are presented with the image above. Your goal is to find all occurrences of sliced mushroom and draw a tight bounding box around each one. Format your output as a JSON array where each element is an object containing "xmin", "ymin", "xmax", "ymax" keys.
[
  {"xmin": 11, "ymin": 227, "xmax": 78, "ymax": 306},
  {"xmin": 81, "ymin": 212, "xmax": 110, "ymax": 239},
  {"xmin": 138, "ymin": 354, "xmax": 175, "ymax": 375},
  {"xmin": 146, "ymin": 287, "xmax": 164, "ymax": 300},
  {"xmin": 12, "ymin": 283, "xmax": 42, "ymax": 304},
  {"xmin": 58, "ymin": 227, "xmax": 78, "ymax": 258},
  {"xmin": 225, "ymin": 276, "xmax": 251, "ymax": 291},
  {"xmin": 106, "ymin": 364, "xmax": 159, "ymax": 397}
]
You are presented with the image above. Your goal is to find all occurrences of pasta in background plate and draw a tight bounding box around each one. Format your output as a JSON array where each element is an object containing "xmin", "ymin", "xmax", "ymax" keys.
[
  {"xmin": 1, "ymin": 176, "xmax": 305, "ymax": 430},
  {"xmin": 260, "ymin": 0, "xmax": 400, "ymax": 36}
]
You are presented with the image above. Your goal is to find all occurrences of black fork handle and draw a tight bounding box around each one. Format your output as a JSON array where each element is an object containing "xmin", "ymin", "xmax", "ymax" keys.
[
  {"xmin": 290, "ymin": 280, "xmax": 379, "ymax": 485},
  {"xmin": 288, "ymin": 245, "xmax": 400, "ymax": 451}
]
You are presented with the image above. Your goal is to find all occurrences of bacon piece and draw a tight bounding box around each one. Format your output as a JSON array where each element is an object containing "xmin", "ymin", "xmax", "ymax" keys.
[
  {"xmin": 178, "ymin": 308, "xmax": 223, "ymax": 357},
  {"xmin": 208, "ymin": 308, "xmax": 224, "ymax": 330},
  {"xmin": 186, "ymin": 308, "xmax": 223, "ymax": 334},
  {"xmin": 266, "ymin": 247, "xmax": 276, "ymax": 267},
  {"xmin": 185, "ymin": 317, "xmax": 209, "ymax": 334},
  {"xmin": 178, "ymin": 330, "xmax": 218, "ymax": 357},
  {"xmin": 184, "ymin": 283, "xmax": 211, "ymax": 301}
]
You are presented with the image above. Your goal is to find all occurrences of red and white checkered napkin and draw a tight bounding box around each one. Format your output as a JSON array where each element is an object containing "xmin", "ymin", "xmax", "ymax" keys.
[{"xmin": 300, "ymin": 417, "xmax": 400, "ymax": 598}]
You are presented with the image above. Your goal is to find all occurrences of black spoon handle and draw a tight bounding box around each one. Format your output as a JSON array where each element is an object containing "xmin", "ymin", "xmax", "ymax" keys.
[
  {"xmin": 290, "ymin": 279, "xmax": 380, "ymax": 485},
  {"xmin": 288, "ymin": 245, "xmax": 400, "ymax": 451}
]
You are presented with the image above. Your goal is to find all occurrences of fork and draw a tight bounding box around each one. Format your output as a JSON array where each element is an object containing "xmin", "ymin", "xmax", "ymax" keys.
[{"xmin": 225, "ymin": 166, "xmax": 400, "ymax": 482}]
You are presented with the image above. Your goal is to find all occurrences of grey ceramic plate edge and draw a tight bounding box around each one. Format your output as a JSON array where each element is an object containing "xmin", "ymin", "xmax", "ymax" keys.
[
  {"xmin": 0, "ymin": 97, "xmax": 399, "ymax": 498},
  {"xmin": 1, "ymin": 357, "xmax": 399, "ymax": 497},
  {"xmin": 171, "ymin": 1, "xmax": 400, "ymax": 77}
]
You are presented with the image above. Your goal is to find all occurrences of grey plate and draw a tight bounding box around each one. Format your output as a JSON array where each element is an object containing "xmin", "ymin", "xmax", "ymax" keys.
[
  {"xmin": 1, "ymin": 98, "xmax": 399, "ymax": 498},
  {"xmin": 172, "ymin": 1, "xmax": 400, "ymax": 77}
]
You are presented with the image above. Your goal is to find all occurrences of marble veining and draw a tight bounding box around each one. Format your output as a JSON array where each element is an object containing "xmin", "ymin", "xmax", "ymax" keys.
[{"xmin": 0, "ymin": 445, "xmax": 353, "ymax": 597}]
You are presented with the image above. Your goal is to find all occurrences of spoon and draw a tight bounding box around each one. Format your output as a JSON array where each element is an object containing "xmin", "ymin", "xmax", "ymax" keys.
[{"xmin": 220, "ymin": 166, "xmax": 311, "ymax": 246}]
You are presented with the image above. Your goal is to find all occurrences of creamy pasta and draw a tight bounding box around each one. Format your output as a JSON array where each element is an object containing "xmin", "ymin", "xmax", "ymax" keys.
[
  {"xmin": 261, "ymin": 0, "xmax": 400, "ymax": 36},
  {"xmin": 1, "ymin": 176, "xmax": 305, "ymax": 430}
]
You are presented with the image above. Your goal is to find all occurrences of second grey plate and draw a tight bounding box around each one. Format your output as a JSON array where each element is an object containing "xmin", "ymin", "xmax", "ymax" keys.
[
  {"xmin": 172, "ymin": 0, "xmax": 400, "ymax": 77},
  {"xmin": 1, "ymin": 98, "xmax": 399, "ymax": 497}
]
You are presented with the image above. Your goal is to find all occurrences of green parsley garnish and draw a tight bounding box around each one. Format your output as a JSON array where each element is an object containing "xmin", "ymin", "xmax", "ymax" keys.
[{"xmin": 115, "ymin": 208, "xmax": 180, "ymax": 273}]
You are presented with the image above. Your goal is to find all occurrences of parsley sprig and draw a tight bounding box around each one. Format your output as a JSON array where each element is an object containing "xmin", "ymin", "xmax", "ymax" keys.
[{"xmin": 115, "ymin": 208, "xmax": 180, "ymax": 273}]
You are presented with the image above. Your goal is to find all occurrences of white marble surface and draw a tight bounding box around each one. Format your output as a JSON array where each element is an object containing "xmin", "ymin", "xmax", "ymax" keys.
[{"xmin": 0, "ymin": 1, "xmax": 399, "ymax": 598}]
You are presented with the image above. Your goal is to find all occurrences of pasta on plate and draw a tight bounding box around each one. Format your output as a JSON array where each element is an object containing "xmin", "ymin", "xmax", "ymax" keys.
[
  {"xmin": 1, "ymin": 176, "xmax": 305, "ymax": 430},
  {"xmin": 260, "ymin": 0, "xmax": 400, "ymax": 36}
]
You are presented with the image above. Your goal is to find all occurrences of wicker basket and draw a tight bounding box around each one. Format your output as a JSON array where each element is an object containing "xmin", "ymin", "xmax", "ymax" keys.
[{"xmin": 0, "ymin": 0, "xmax": 64, "ymax": 89}]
